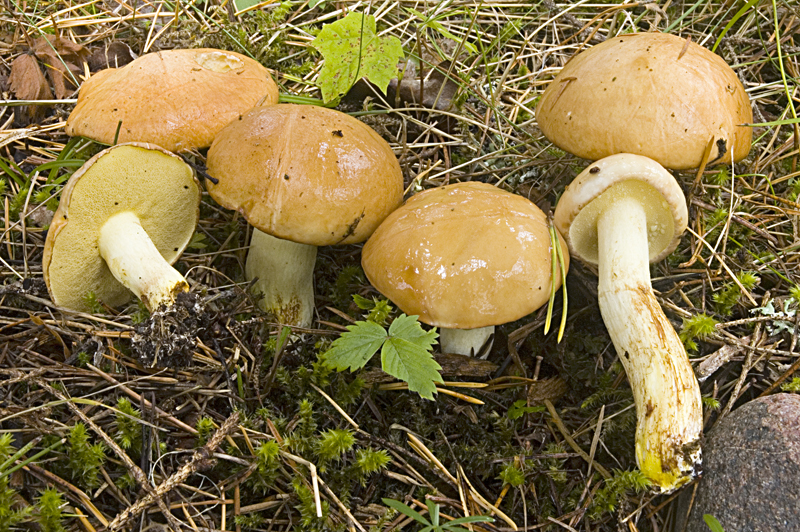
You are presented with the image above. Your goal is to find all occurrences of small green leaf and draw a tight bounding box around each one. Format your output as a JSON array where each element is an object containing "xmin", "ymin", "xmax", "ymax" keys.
[
  {"xmin": 446, "ymin": 514, "xmax": 495, "ymax": 526},
  {"xmin": 322, "ymin": 320, "xmax": 386, "ymax": 371},
  {"xmin": 381, "ymin": 315, "xmax": 442, "ymax": 400},
  {"xmin": 508, "ymin": 400, "xmax": 545, "ymax": 420},
  {"xmin": 703, "ymin": 514, "xmax": 725, "ymax": 532},
  {"xmin": 323, "ymin": 314, "xmax": 441, "ymax": 400},
  {"xmin": 311, "ymin": 11, "xmax": 403, "ymax": 103},
  {"xmin": 427, "ymin": 499, "xmax": 439, "ymax": 526},
  {"xmin": 352, "ymin": 294, "xmax": 375, "ymax": 310}
]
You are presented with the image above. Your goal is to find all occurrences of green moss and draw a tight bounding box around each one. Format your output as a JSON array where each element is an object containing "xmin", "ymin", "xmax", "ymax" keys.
[
  {"xmin": 67, "ymin": 423, "xmax": 106, "ymax": 489},
  {"xmin": 114, "ymin": 397, "xmax": 142, "ymax": 455},
  {"xmin": 680, "ymin": 313, "xmax": 719, "ymax": 353},
  {"xmin": 35, "ymin": 489, "xmax": 65, "ymax": 532}
]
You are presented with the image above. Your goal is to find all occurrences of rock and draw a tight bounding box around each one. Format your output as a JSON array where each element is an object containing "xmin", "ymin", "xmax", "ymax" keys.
[{"xmin": 674, "ymin": 393, "xmax": 800, "ymax": 532}]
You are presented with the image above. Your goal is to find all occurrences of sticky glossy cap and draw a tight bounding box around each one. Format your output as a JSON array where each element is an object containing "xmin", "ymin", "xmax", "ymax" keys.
[{"xmin": 362, "ymin": 182, "xmax": 569, "ymax": 329}]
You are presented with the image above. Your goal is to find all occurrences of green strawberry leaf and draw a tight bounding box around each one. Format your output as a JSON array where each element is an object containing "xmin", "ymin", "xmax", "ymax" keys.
[
  {"xmin": 381, "ymin": 315, "xmax": 441, "ymax": 400},
  {"xmin": 321, "ymin": 320, "xmax": 386, "ymax": 372},
  {"xmin": 322, "ymin": 314, "xmax": 441, "ymax": 400},
  {"xmin": 311, "ymin": 11, "xmax": 403, "ymax": 103}
]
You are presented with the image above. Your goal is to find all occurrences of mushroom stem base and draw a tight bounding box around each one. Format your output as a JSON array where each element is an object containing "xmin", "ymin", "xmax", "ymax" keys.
[
  {"xmin": 98, "ymin": 210, "xmax": 189, "ymax": 311},
  {"xmin": 597, "ymin": 195, "xmax": 702, "ymax": 493},
  {"xmin": 439, "ymin": 326, "xmax": 494, "ymax": 358},
  {"xmin": 246, "ymin": 229, "xmax": 316, "ymax": 328}
]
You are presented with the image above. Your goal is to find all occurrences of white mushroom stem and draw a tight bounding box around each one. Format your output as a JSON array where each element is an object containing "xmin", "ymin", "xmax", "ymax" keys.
[
  {"xmin": 245, "ymin": 229, "xmax": 316, "ymax": 328},
  {"xmin": 439, "ymin": 326, "xmax": 495, "ymax": 358},
  {"xmin": 99, "ymin": 211, "xmax": 189, "ymax": 311},
  {"xmin": 596, "ymin": 195, "xmax": 702, "ymax": 493}
]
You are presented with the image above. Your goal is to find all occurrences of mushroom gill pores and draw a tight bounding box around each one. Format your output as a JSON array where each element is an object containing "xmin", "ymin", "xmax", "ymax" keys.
[{"xmin": 43, "ymin": 143, "xmax": 203, "ymax": 366}]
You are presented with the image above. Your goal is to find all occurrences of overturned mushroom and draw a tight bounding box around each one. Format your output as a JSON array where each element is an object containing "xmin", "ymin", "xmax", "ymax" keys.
[
  {"xmin": 362, "ymin": 182, "xmax": 568, "ymax": 356},
  {"xmin": 43, "ymin": 143, "xmax": 202, "ymax": 366},
  {"xmin": 554, "ymin": 153, "xmax": 700, "ymax": 492}
]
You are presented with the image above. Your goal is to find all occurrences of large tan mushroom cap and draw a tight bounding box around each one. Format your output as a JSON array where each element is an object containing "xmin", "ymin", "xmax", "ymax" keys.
[
  {"xmin": 43, "ymin": 143, "xmax": 200, "ymax": 311},
  {"xmin": 362, "ymin": 182, "xmax": 569, "ymax": 329},
  {"xmin": 554, "ymin": 153, "xmax": 688, "ymax": 265},
  {"xmin": 206, "ymin": 104, "xmax": 404, "ymax": 246},
  {"xmin": 66, "ymin": 49, "xmax": 279, "ymax": 152},
  {"xmin": 537, "ymin": 32, "xmax": 752, "ymax": 170}
]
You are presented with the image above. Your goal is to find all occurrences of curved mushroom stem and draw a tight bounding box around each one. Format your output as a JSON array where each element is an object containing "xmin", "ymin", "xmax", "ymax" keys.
[
  {"xmin": 99, "ymin": 211, "xmax": 189, "ymax": 311},
  {"xmin": 246, "ymin": 229, "xmax": 316, "ymax": 328},
  {"xmin": 596, "ymin": 195, "xmax": 702, "ymax": 493},
  {"xmin": 439, "ymin": 326, "xmax": 494, "ymax": 358}
]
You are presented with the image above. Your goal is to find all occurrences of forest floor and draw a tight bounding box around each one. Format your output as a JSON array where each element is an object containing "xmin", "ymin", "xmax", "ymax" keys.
[{"xmin": 1, "ymin": 0, "xmax": 799, "ymax": 531}]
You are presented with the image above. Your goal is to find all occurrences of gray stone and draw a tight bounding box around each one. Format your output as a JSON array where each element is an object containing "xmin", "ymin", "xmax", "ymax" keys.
[{"xmin": 674, "ymin": 393, "xmax": 800, "ymax": 532}]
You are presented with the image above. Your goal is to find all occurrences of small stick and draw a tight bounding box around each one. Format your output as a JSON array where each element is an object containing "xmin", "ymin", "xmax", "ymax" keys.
[
  {"xmin": 544, "ymin": 400, "xmax": 611, "ymax": 479},
  {"xmin": 104, "ymin": 411, "xmax": 241, "ymax": 530}
]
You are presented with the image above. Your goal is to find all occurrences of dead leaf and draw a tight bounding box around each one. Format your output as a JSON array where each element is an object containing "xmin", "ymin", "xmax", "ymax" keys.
[
  {"xmin": 527, "ymin": 377, "xmax": 568, "ymax": 405},
  {"xmin": 389, "ymin": 60, "xmax": 460, "ymax": 111},
  {"xmin": 88, "ymin": 41, "xmax": 137, "ymax": 71},
  {"xmin": 8, "ymin": 54, "xmax": 52, "ymax": 124},
  {"xmin": 360, "ymin": 352, "xmax": 498, "ymax": 384},
  {"xmin": 32, "ymin": 35, "xmax": 89, "ymax": 99}
]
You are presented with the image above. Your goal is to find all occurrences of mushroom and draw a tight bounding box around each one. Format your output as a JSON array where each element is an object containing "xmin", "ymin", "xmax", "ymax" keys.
[
  {"xmin": 206, "ymin": 104, "xmax": 404, "ymax": 327},
  {"xmin": 43, "ymin": 143, "xmax": 200, "ymax": 313},
  {"xmin": 538, "ymin": 32, "xmax": 754, "ymax": 491},
  {"xmin": 66, "ymin": 48, "xmax": 279, "ymax": 152},
  {"xmin": 362, "ymin": 182, "xmax": 568, "ymax": 357},
  {"xmin": 554, "ymin": 153, "xmax": 699, "ymax": 492},
  {"xmin": 536, "ymin": 32, "xmax": 752, "ymax": 170}
]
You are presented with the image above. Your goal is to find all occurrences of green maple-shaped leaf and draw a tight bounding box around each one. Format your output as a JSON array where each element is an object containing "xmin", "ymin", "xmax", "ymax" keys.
[
  {"xmin": 322, "ymin": 314, "xmax": 442, "ymax": 400},
  {"xmin": 381, "ymin": 315, "xmax": 442, "ymax": 400},
  {"xmin": 311, "ymin": 11, "xmax": 403, "ymax": 103}
]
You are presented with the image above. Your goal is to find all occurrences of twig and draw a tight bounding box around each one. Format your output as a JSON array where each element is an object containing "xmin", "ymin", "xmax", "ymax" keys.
[{"xmin": 104, "ymin": 411, "xmax": 241, "ymax": 530}]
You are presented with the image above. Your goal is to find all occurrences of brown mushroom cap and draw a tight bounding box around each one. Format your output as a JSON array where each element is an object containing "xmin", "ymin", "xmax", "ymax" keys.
[
  {"xmin": 65, "ymin": 49, "xmax": 279, "ymax": 152},
  {"xmin": 43, "ymin": 143, "xmax": 200, "ymax": 311},
  {"xmin": 206, "ymin": 104, "xmax": 404, "ymax": 246},
  {"xmin": 362, "ymin": 182, "xmax": 569, "ymax": 329},
  {"xmin": 553, "ymin": 153, "xmax": 688, "ymax": 265},
  {"xmin": 537, "ymin": 32, "xmax": 752, "ymax": 170}
]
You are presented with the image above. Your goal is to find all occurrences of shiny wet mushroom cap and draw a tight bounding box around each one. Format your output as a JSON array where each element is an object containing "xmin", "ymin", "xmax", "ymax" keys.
[
  {"xmin": 536, "ymin": 32, "xmax": 752, "ymax": 170},
  {"xmin": 362, "ymin": 182, "xmax": 569, "ymax": 356},
  {"xmin": 66, "ymin": 49, "xmax": 279, "ymax": 152}
]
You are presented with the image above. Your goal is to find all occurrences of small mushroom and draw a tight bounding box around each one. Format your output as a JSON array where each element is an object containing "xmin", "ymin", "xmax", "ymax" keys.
[
  {"xmin": 43, "ymin": 143, "xmax": 200, "ymax": 313},
  {"xmin": 66, "ymin": 48, "xmax": 279, "ymax": 152},
  {"xmin": 554, "ymin": 153, "xmax": 699, "ymax": 492},
  {"xmin": 536, "ymin": 32, "xmax": 752, "ymax": 170},
  {"xmin": 362, "ymin": 182, "xmax": 568, "ymax": 356},
  {"xmin": 206, "ymin": 104, "xmax": 404, "ymax": 327}
]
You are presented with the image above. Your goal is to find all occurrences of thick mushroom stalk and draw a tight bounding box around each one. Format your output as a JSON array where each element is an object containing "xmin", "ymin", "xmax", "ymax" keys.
[
  {"xmin": 439, "ymin": 326, "xmax": 494, "ymax": 357},
  {"xmin": 99, "ymin": 211, "xmax": 189, "ymax": 311},
  {"xmin": 554, "ymin": 153, "xmax": 702, "ymax": 493},
  {"xmin": 596, "ymin": 195, "xmax": 702, "ymax": 492},
  {"xmin": 246, "ymin": 229, "xmax": 316, "ymax": 328}
]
